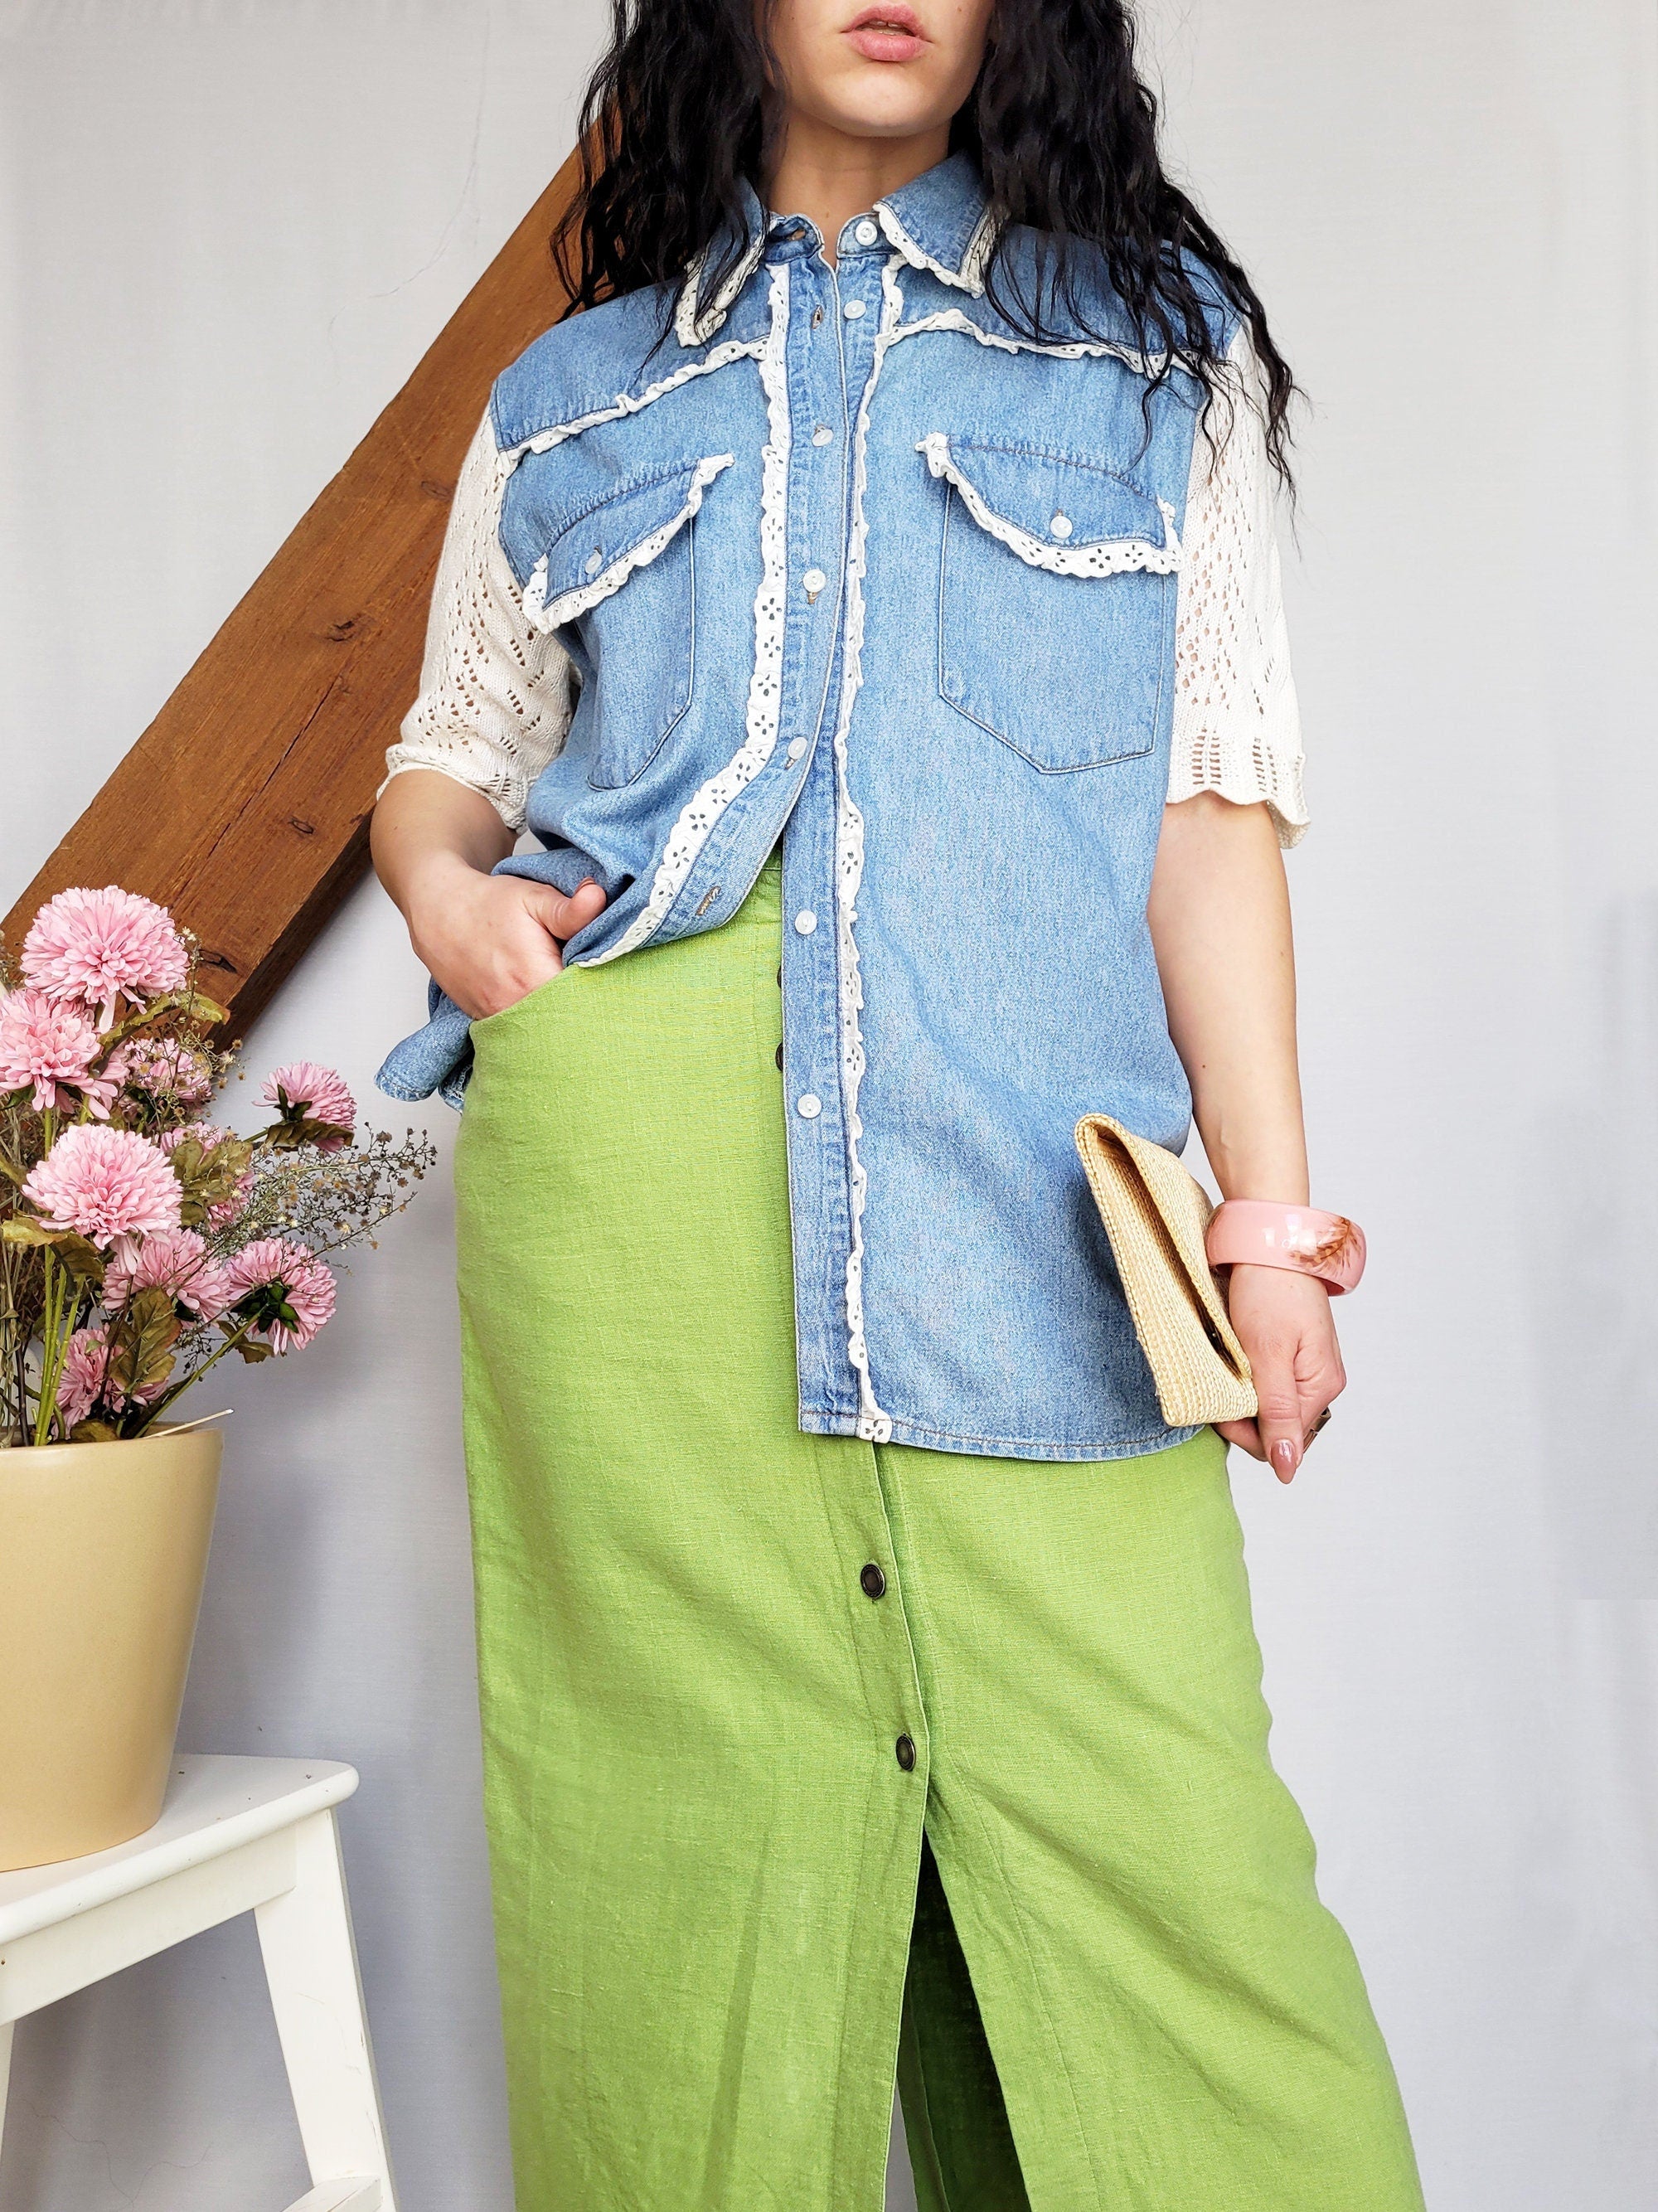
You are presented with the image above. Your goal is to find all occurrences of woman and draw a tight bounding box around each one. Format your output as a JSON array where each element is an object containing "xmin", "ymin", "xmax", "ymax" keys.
[{"xmin": 372, "ymin": 2, "xmax": 1424, "ymax": 2205}]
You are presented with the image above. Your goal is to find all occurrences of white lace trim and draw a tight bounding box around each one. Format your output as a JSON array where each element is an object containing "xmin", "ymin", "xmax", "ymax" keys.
[
  {"xmin": 587, "ymin": 263, "xmax": 793, "ymax": 967},
  {"xmin": 522, "ymin": 454, "xmax": 733, "ymax": 634},
  {"xmin": 511, "ymin": 338, "xmax": 764, "ymax": 459},
  {"xmin": 826, "ymin": 255, "xmax": 916, "ymax": 1447},
  {"xmin": 378, "ymin": 409, "xmax": 574, "ymax": 832},
  {"xmin": 382, "ymin": 292, "xmax": 1307, "ymax": 852},
  {"xmin": 884, "ymin": 305, "xmax": 1164, "ymax": 378},
  {"xmin": 873, "ymin": 199, "xmax": 994, "ymax": 294},
  {"xmin": 918, "ymin": 432, "xmax": 1182, "ymax": 577},
  {"xmin": 675, "ymin": 235, "xmax": 769, "ymax": 347},
  {"xmin": 1167, "ymin": 327, "xmax": 1307, "ymax": 847}
]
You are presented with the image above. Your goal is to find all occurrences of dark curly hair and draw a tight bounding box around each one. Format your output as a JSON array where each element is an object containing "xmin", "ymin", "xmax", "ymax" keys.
[{"xmin": 554, "ymin": 0, "xmax": 1297, "ymax": 486}]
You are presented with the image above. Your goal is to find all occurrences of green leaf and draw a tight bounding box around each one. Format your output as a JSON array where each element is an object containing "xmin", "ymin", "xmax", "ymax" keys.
[
  {"xmin": 68, "ymin": 1418, "xmax": 119, "ymax": 1444},
  {"xmin": 106, "ymin": 1287, "xmax": 180, "ymax": 1400},
  {"xmin": 168, "ymin": 1130, "xmax": 253, "ymax": 1227},
  {"xmin": 2, "ymin": 1218, "xmax": 63, "ymax": 1248},
  {"xmin": 54, "ymin": 1233, "xmax": 106, "ymax": 1287}
]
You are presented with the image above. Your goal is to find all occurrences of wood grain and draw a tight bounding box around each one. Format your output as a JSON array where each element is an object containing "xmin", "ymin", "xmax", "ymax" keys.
[{"xmin": 3, "ymin": 148, "xmax": 584, "ymax": 1037}]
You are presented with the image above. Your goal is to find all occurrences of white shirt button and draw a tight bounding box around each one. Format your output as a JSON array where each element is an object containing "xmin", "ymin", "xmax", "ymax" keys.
[
  {"xmin": 584, "ymin": 549, "xmax": 604, "ymax": 575},
  {"xmin": 802, "ymin": 567, "xmax": 827, "ymax": 595},
  {"xmin": 787, "ymin": 737, "xmax": 807, "ymax": 763},
  {"xmin": 796, "ymin": 1093, "xmax": 823, "ymax": 1120},
  {"xmin": 842, "ymin": 298, "xmax": 865, "ymax": 320},
  {"xmin": 794, "ymin": 910, "xmax": 818, "ymax": 936},
  {"xmin": 854, "ymin": 218, "xmax": 879, "ymax": 246},
  {"xmin": 812, "ymin": 424, "xmax": 833, "ymax": 446},
  {"xmin": 1050, "ymin": 512, "xmax": 1074, "ymax": 539}
]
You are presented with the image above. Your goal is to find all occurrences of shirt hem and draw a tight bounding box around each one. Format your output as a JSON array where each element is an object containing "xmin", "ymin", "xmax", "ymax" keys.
[{"xmin": 797, "ymin": 1406, "xmax": 1203, "ymax": 1463}]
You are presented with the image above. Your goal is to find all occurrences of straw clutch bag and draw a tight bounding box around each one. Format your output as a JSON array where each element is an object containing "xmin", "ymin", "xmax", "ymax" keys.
[{"xmin": 1074, "ymin": 1111, "xmax": 1258, "ymax": 1429}]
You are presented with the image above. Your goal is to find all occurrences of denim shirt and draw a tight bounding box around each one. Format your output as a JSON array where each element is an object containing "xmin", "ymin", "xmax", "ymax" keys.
[{"xmin": 378, "ymin": 153, "xmax": 1251, "ymax": 1461}]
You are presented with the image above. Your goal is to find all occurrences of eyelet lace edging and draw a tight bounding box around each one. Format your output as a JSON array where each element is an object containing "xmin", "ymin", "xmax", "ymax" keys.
[
  {"xmin": 826, "ymin": 256, "xmax": 924, "ymax": 1448},
  {"xmin": 675, "ymin": 236, "xmax": 769, "ymax": 347},
  {"xmin": 888, "ymin": 309, "xmax": 1165, "ymax": 380},
  {"xmin": 873, "ymin": 199, "xmax": 995, "ymax": 294},
  {"xmin": 521, "ymin": 454, "xmax": 734, "ymax": 635},
  {"xmin": 918, "ymin": 433, "xmax": 1182, "ymax": 576},
  {"xmin": 587, "ymin": 264, "xmax": 793, "ymax": 965},
  {"xmin": 512, "ymin": 340, "xmax": 764, "ymax": 460}
]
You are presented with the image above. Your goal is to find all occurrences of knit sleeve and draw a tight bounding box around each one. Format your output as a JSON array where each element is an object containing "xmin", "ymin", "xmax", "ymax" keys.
[
  {"xmin": 1166, "ymin": 328, "xmax": 1308, "ymax": 847},
  {"xmin": 377, "ymin": 405, "xmax": 574, "ymax": 832}
]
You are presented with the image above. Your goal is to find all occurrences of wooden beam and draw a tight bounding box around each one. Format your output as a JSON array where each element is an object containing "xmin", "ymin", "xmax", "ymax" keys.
[{"xmin": 3, "ymin": 150, "xmax": 584, "ymax": 1037}]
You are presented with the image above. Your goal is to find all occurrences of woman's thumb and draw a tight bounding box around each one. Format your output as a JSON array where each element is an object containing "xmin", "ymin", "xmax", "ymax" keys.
[{"xmin": 526, "ymin": 877, "xmax": 606, "ymax": 941}]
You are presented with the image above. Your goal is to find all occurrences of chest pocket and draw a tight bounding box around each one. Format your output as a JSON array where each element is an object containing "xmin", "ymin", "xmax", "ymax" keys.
[
  {"xmin": 522, "ymin": 452, "xmax": 733, "ymax": 790},
  {"xmin": 921, "ymin": 434, "xmax": 1183, "ymax": 774}
]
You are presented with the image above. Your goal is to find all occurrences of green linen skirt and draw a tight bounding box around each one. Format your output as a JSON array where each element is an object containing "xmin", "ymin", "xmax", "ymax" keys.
[{"xmin": 452, "ymin": 851, "xmax": 1423, "ymax": 2212}]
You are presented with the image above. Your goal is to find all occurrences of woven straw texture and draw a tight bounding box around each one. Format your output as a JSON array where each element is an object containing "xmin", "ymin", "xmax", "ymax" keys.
[{"xmin": 1074, "ymin": 1113, "xmax": 1258, "ymax": 1428}]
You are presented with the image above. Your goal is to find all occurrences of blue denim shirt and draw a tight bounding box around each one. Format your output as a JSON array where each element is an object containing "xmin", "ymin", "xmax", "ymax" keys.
[{"xmin": 379, "ymin": 153, "xmax": 1235, "ymax": 1461}]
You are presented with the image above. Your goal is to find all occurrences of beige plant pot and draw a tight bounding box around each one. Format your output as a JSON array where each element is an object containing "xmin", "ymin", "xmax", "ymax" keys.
[{"xmin": 0, "ymin": 1424, "xmax": 222, "ymax": 1871}]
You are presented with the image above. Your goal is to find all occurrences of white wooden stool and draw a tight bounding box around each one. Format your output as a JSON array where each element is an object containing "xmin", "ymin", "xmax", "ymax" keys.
[{"xmin": 0, "ymin": 1754, "xmax": 396, "ymax": 2212}]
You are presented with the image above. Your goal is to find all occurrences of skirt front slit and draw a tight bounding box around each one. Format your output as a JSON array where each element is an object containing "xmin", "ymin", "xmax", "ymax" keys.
[{"xmin": 452, "ymin": 852, "xmax": 1423, "ymax": 2212}]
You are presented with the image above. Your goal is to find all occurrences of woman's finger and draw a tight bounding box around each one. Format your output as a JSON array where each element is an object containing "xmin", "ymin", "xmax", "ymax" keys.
[
  {"xmin": 523, "ymin": 877, "xmax": 608, "ymax": 945},
  {"xmin": 1215, "ymin": 1416, "xmax": 1265, "ymax": 1459},
  {"xmin": 1253, "ymin": 1355, "xmax": 1307, "ymax": 1483}
]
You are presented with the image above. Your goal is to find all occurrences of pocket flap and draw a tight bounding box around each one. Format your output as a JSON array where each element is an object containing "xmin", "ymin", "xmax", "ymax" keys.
[
  {"xmin": 919, "ymin": 433, "xmax": 1180, "ymax": 577},
  {"xmin": 523, "ymin": 452, "xmax": 733, "ymax": 633}
]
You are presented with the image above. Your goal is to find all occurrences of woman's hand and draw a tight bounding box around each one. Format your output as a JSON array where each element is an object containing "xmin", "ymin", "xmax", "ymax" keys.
[
  {"xmin": 1216, "ymin": 1264, "xmax": 1345, "ymax": 1482},
  {"xmin": 370, "ymin": 769, "xmax": 608, "ymax": 1020},
  {"xmin": 406, "ymin": 856, "xmax": 608, "ymax": 1020},
  {"xmin": 1147, "ymin": 794, "xmax": 1345, "ymax": 1483}
]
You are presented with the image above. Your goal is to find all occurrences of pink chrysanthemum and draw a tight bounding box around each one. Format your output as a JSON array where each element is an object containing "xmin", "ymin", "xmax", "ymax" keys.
[
  {"xmin": 158, "ymin": 1120, "xmax": 255, "ymax": 1227},
  {"xmin": 56, "ymin": 1327, "xmax": 114, "ymax": 1428},
  {"xmin": 103, "ymin": 1226, "xmax": 231, "ymax": 1322},
  {"xmin": 80, "ymin": 1042, "xmax": 133, "ymax": 1120},
  {"xmin": 124, "ymin": 1036, "xmax": 212, "ymax": 1106},
  {"xmin": 54, "ymin": 1322, "xmax": 165, "ymax": 1427},
  {"xmin": 0, "ymin": 987, "xmax": 102, "ymax": 1113},
  {"xmin": 221, "ymin": 1237, "xmax": 337, "ymax": 1353},
  {"xmin": 262, "ymin": 1060, "xmax": 356, "ymax": 1149},
  {"xmin": 22, "ymin": 886, "xmax": 188, "ymax": 1030},
  {"xmin": 24, "ymin": 1124, "xmax": 182, "ymax": 1248}
]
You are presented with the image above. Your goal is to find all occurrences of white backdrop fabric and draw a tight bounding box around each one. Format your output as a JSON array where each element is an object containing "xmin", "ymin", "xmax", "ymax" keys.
[{"xmin": 2, "ymin": 4, "xmax": 1656, "ymax": 2208}]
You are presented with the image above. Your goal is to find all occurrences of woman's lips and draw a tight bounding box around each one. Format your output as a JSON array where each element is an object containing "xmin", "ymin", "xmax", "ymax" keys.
[{"xmin": 844, "ymin": 7, "xmax": 928, "ymax": 62}]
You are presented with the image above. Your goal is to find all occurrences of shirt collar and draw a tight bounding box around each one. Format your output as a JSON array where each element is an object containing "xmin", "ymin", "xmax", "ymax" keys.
[
  {"xmin": 673, "ymin": 179, "xmax": 772, "ymax": 349},
  {"xmin": 675, "ymin": 153, "xmax": 995, "ymax": 348},
  {"xmin": 872, "ymin": 151, "xmax": 996, "ymax": 298}
]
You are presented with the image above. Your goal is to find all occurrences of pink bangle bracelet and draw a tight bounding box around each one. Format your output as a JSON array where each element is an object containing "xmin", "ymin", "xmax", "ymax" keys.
[{"xmin": 1204, "ymin": 1201, "xmax": 1366, "ymax": 1295}]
